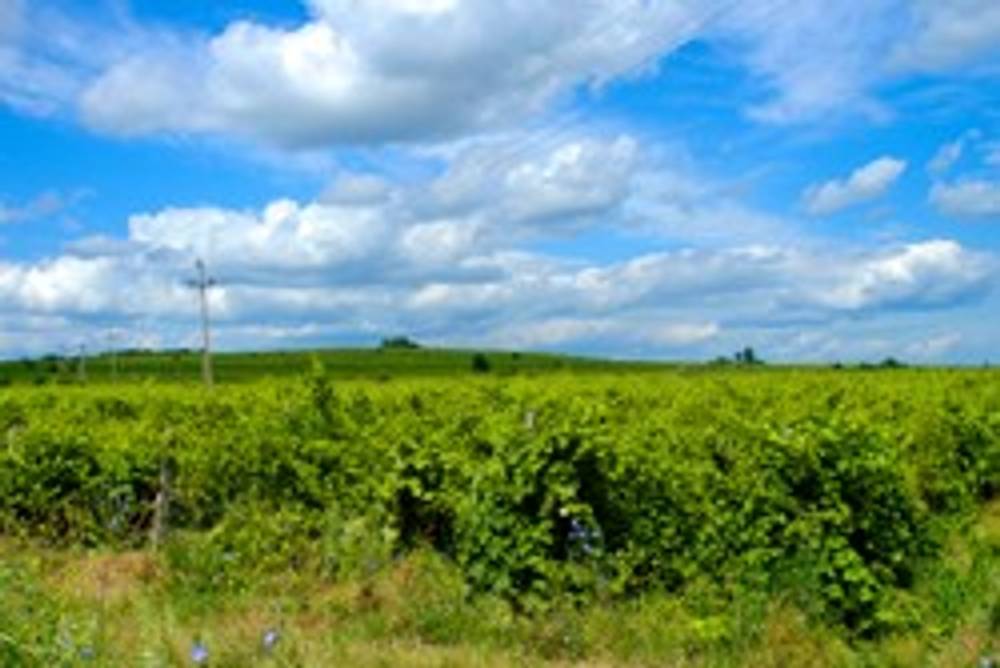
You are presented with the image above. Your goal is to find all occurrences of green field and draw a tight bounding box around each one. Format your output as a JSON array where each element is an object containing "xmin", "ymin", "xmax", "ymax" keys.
[
  {"xmin": 2, "ymin": 363, "xmax": 1000, "ymax": 666},
  {"xmin": 0, "ymin": 346, "xmax": 674, "ymax": 386}
]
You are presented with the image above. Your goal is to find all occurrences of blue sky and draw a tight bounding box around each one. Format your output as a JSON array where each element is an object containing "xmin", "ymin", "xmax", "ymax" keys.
[{"xmin": 1, "ymin": 0, "xmax": 999, "ymax": 362}]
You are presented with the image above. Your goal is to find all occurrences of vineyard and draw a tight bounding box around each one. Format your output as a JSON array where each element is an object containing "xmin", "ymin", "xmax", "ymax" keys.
[{"xmin": 2, "ymin": 367, "xmax": 1000, "ymax": 665}]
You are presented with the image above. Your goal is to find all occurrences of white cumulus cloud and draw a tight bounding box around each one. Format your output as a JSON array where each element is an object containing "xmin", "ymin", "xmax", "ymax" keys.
[
  {"xmin": 931, "ymin": 180, "xmax": 1000, "ymax": 218},
  {"xmin": 80, "ymin": 1, "xmax": 717, "ymax": 147},
  {"xmin": 928, "ymin": 139, "xmax": 964, "ymax": 175},
  {"xmin": 803, "ymin": 157, "xmax": 907, "ymax": 216},
  {"xmin": 3, "ymin": 0, "xmax": 1000, "ymax": 138},
  {"xmin": 804, "ymin": 239, "xmax": 993, "ymax": 311},
  {"xmin": 890, "ymin": 0, "xmax": 1000, "ymax": 72}
]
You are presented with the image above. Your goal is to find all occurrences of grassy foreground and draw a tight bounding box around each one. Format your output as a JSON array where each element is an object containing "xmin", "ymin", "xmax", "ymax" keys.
[{"xmin": 3, "ymin": 501, "xmax": 1000, "ymax": 667}]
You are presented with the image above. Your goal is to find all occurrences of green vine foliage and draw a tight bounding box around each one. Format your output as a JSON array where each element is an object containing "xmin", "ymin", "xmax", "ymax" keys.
[{"xmin": 1, "ymin": 369, "xmax": 999, "ymax": 635}]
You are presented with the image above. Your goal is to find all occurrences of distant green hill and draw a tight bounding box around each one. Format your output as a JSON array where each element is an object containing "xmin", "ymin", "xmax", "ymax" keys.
[{"xmin": 0, "ymin": 346, "xmax": 673, "ymax": 386}]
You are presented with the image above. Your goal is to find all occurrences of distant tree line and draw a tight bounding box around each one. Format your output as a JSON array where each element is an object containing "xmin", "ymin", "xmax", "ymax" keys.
[
  {"xmin": 710, "ymin": 346, "xmax": 764, "ymax": 366},
  {"xmin": 379, "ymin": 336, "xmax": 421, "ymax": 350}
]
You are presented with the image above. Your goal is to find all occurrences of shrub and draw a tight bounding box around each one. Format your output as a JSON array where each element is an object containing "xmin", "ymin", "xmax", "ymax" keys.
[{"xmin": 471, "ymin": 353, "xmax": 491, "ymax": 373}]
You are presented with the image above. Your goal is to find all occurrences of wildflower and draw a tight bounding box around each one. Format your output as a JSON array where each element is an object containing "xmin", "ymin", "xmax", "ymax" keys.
[
  {"xmin": 262, "ymin": 628, "xmax": 280, "ymax": 653},
  {"xmin": 191, "ymin": 640, "xmax": 209, "ymax": 665},
  {"xmin": 79, "ymin": 645, "xmax": 95, "ymax": 661},
  {"xmin": 567, "ymin": 517, "xmax": 602, "ymax": 556}
]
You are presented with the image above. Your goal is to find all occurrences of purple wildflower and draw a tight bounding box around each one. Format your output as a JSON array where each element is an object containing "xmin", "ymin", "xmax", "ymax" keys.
[
  {"xmin": 262, "ymin": 628, "xmax": 280, "ymax": 653},
  {"xmin": 190, "ymin": 640, "xmax": 209, "ymax": 665}
]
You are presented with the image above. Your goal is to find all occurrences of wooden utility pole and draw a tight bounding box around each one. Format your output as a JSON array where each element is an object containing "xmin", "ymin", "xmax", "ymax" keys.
[{"xmin": 186, "ymin": 259, "xmax": 217, "ymax": 388}]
